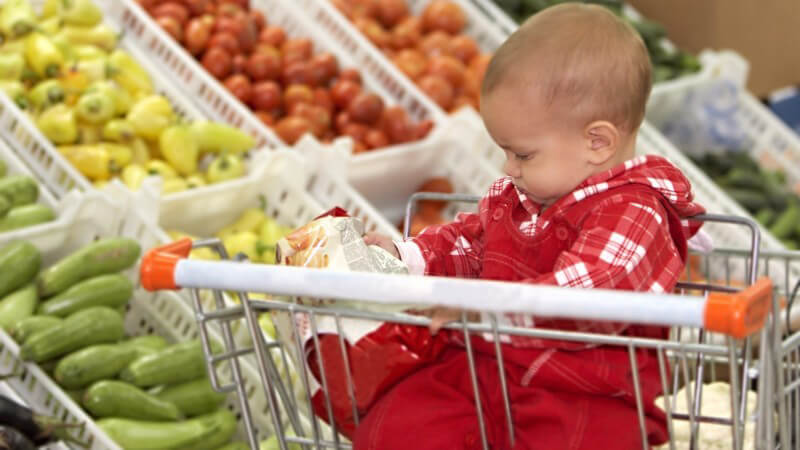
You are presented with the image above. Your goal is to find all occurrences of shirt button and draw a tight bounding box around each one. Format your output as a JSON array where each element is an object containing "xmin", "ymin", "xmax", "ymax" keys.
[
  {"xmin": 555, "ymin": 226, "xmax": 569, "ymax": 240},
  {"xmin": 492, "ymin": 208, "xmax": 504, "ymax": 221}
]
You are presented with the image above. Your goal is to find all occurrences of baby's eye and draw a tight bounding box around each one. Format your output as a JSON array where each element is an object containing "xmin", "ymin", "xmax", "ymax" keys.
[{"xmin": 515, "ymin": 153, "xmax": 533, "ymax": 161}]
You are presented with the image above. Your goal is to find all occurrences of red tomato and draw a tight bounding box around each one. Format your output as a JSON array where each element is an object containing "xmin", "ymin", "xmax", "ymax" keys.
[
  {"xmin": 330, "ymin": 79, "xmax": 362, "ymax": 109},
  {"xmin": 224, "ymin": 74, "xmax": 252, "ymax": 104},
  {"xmin": 258, "ymin": 26, "xmax": 286, "ymax": 47},
  {"xmin": 418, "ymin": 74, "xmax": 454, "ymax": 110},
  {"xmin": 153, "ymin": 2, "xmax": 189, "ymax": 26},
  {"xmin": 274, "ymin": 116, "xmax": 312, "ymax": 145},
  {"xmin": 201, "ymin": 46, "xmax": 232, "ymax": 79},
  {"xmin": 156, "ymin": 16, "xmax": 183, "ymax": 42},
  {"xmin": 426, "ymin": 55, "xmax": 465, "ymax": 88},
  {"xmin": 338, "ymin": 68, "xmax": 362, "ymax": 85},
  {"xmin": 393, "ymin": 49, "xmax": 427, "ymax": 80},
  {"xmin": 449, "ymin": 35, "xmax": 479, "ymax": 65},
  {"xmin": 284, "ymin": 84, "xmax": 314, "ymax": 111},
  {"xmin": 308, "ymin": 52, "xmax": 339, "ymax": 87},
  {"xmin": 208, "ymin": 32, "xmax": 240, "ymax": 55},
  {"xmin": 347, "ymin": 92, "xmax": 384, "ymax": 125},
  {"xmin": 421, "ymin": 0, "xmax": 466, "ymax": 35},
  {"xmin": 282, "ymin": 61, "xmax": 314, "ymax": 86},
  {"xmin": 281, "ymin": 38, "xmax": 313, "ymax": 65},
  {"xmin": 251, "ymin": 81, "xmax": 283, "ymax": 112},
  {"xmin": 246, "ymin": 50, "xmax": 281, "ymax": 82},
  {"xmin": 364, "ymin": 128, "xmax": 390, "ymax": 149},
  {"xmin": 184, "ymin": 18, "xmax": 212, "ymax": 55}
]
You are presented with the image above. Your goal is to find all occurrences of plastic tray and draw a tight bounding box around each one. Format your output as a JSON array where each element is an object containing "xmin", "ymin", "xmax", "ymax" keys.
[
  {"xmin": 0, "ymin": 191, "xmax": 281, "ymax": 449},
  {"xmin": 0, "ymin": 0, "xmax": 271, "ymax": 201}
]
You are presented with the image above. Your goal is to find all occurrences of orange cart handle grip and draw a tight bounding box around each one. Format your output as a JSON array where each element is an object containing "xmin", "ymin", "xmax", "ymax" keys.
[
  {"xmin": 704, "ymin": 277, "xmax": 773, "ymax": 339},
  {"xmin": 140, "ymin": 238, "xmax": 193, "ymax": 291}
]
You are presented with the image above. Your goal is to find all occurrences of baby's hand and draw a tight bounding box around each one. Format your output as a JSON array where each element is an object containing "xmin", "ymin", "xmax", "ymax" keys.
[
  {"xmin": 427, "ymin": 308, "xmax": 479, "ymax": 335},
  {"xmin": 364, "ymin": 232, "xmax": 399, "ymax": 259}
]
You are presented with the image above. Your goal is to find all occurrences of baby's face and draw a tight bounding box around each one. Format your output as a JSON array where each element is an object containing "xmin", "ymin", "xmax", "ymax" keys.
[{"xmin": 481, "ymin": 85, "xmax": 596, "ymax": 206}]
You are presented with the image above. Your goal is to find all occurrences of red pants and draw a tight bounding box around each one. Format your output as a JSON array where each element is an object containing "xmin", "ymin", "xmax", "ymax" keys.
[{"xmin": 353, "ymin": 345, "xmax": 668, "ymax": 450}]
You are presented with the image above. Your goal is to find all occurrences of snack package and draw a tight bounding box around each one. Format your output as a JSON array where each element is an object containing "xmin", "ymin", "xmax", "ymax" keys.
[{"xmin": 271, "ymin": 209, "xmax": 449, "ymax": 438}]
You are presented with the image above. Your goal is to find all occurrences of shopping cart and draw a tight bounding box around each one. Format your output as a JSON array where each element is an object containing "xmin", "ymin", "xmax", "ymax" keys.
[{"xmin": 140, "ymin": 194, "xmax": 776, "ymax": 450}]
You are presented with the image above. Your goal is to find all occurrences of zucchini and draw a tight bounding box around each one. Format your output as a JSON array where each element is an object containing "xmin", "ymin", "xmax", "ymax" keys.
[
  {"xmin": 54, "ymin": 343, "xmax": 139, "ymax": 389},
  {"xmin": 770, "ymin": 205, "xmax": 800, "ymax": 239},
  {"xmin": 0, "ymin": 283, "xmax": 37, "ymax": 331},
  {"xmin": 215, "ymin": 443, "xmax": 250, "ymax": 450},
  {"xmin": 0, "ymin": 195, "xmax": 9, "ymax": 217},
  {"xmin": 0, "ymin": 175, "xmax": 37, "ymax": 207},
  {"xmin": 155, "ymin": 378, "xmax": 226, "ymax": 417},
  {"xmin": 21, "ymin": 306, "xmax": 124, "ymax": 363},
  {"xmin": 0, "ymin": 204, "xmax": 55, "ymax": 232},
  {"xmin": 97, "ymin": 408, "xmax": 235, "ymax": 450},
  {"xmin": 724, "ymin": 168, "xmax": 766, "ymax": 191},
  {"xmin": 175, "ymin": 406, "xmax": 237, "ymax": 450},
  {"xmin": 117, "ymin": 335, "xmax": 168, "ymax": 357},
  {"xmin": 83, "ymin": 380, "xmax": 182, "ymax": 421},
  {"xmin": 11, "ymin": 315, "xmax": 61, "ymax": 344},
  {"xmin": 120, "ymin": 339, "xmax": 214, "ymax": 387},
  {"xmin": 755, "ymin": 208, "xmax": 775, "ymax": 227},
  {"xmin": 37, "ymin": 273, "xmax": 132, "ymax": 317},
  {"xmin": 724, "ymin": 188, "xmax": 767, "ymax": 212},
  {"xmin": 0, "ymin": 241, "xmax": 40, "ymax": 298},
  {"xmin": 37, "ymin": 237, "xmax": 141, "ymax": 297}
]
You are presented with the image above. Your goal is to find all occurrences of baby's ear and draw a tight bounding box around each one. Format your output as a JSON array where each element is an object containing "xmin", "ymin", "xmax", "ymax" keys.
[{"xmin": 584, "ymin": 121, "xmax": 619, "ymax": 164}]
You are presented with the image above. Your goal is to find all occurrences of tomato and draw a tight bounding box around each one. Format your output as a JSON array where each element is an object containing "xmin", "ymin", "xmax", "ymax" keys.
[
  {"xmin": 342, "ymin": 122, "xmax": 369, "ymax": 142},
  {"xmin": 201, "ymin": 46, "xmax": 233, "ymax": 79},
  {"xmin": 216, "ymin": 2, "xmax": 244, "ymax": 18},
  {"xmin": 413, "ymin": 119, "xmax": 435, "ymax": 139},
  {"xmin": 231, "ymin": 53, "xmax": 247, "ymax": 73},
  {"xmin": 184, "ymin": 17, "xmax": 212, "ymax": 56},
  {"xmin": 251, "ymin": 81, "xmax": 282, "ymax": 111},
  {"xmin": 282, "ymin": 61, "xmax": 314, "ymax": 86},
  {"xmin": 449, "ymin": 35, "xmax": 479, "ymax": 65},
  {"xmin": 224, "ymin": 74, "xmax": 252, "ymax": 105},
  {"xmin": 153, "ymin": 2, "xmax": 189, "ymax": 26},
  {"xmin": 330, "ymin": 79, "xmax": 362, "ymax": 109},
  {"xmin": 335, "ymin": 111, "xmax": 351, "ymax": 133},
  {"xmin": 421, "ymin": 0, "xmax": 466, "ymax": 35},
  {"xmin": 308, "ymin": 52, "xmax": 339, "ymax": 87},
  {"xmin": 393, "ymin": 49, "xmax": 427, "ymax": 80},
  {"xmin": 274, "ymin": 116, "xmax": 312, "ymax": 145},
  {"xmin": 313, "ymin": 88, "xmax": 335, "ymax": 115},
  {"xmin": 289, "ymin": 103, "xmax": 331, "ymax": 138},
  {"xmin": 249, "ymin": 10, "xmax": 266, "ymax": 30},
  {"xmin": 246, "ymin": 50, "xmax": 281, "ymax": 82},
  {"xmin": 258, "ymin": 26, "xmax": 286, "ymax": 47},
  {"xmin": 426, "ymin": 55, "xmax": 465, "ymax": 88},
  {"xmin": 380, "ymin": 106, "xmax": 413, "ymax": 143},
  {"xmin": 238, "ymin": 16, "xmax": 258, "ymax": 54},
  {"xmin": 157, "ymin": 16, "xmax": 183, "ymax": 42},
  {"xmin": 418, "ymin": 30, "xmax": 452, "ymax": 58},
  {"xmin": 214, "ymin": 16, "xmax": 244, "ymax": 36},
  {"xmin": 418, "ymin": 74, "xmax": 454, "ymax": 110},
  {"xmin": 355, "ymin": 17, "xmax": 390, "ymax": 49},
  {"xmin": 347, "ymin": 92, "xmax": 384, "ymax": 125},
  {"xmin": 376, "ymin": 0, "xmax": 409, "ymax": 28},
  {"xmin": 183, "ymin": 0, "xmax": 210, "ymax": 16},
  {"xmin": 255, "ymin": 110, "xmax": 276, "ymax": 126},
  {"xmin": 364, "ymin": 128, "xmax": 390, "ymax": 149},
  {"xmin": 451, "ymin": 95, "xmax": 476, "ymax": 111},
  {"xmin": 281, "ymin": 38, "xmax": 313, "ymax": 65},
  {"xmin": 353, "ymin": 140, "xmax": 369, "ymax": 154},
  {"xmin": 469, "ymin": 53, "xmax": 492, "ymax": 85},
  {"xmin": 284, "ymin": 84, "xmax": 314, "ymax": 111},
  {"xmin": 208, "ymin": 32, "xmax": 240, "ymax": 54},
  {"xmin": 338, "ymin": 68, "xmax": 362, "ymax": 85},
  {"xmin": 390, "ymin": 16, "xmax": 421, "ymax": 50}
]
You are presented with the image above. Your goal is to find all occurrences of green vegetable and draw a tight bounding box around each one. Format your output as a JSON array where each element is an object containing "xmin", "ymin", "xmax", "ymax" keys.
[
  {"xmin": 0, "ymin": 241, "xmax": 40, "ymax": 298},
  {"xmin": 120, "ymin": 339, "xmax": 215, "ymax": 388},
  {"xmin": 58, "ymin": 0, "xmax": 102, "ymax": 27},
  {"xmin": 0, "ymin": 204, "xmax": 55, "ymax": 232},
  {"xmin": 117, "ymin": 335, "xmax": 168, "ymax": 358},
  {"xmin": 0, "ymin": 159, "xmax": 6, "ymax": 177},
  {"xmin": 0, "ymin": 283, "xmax": 36, "ymax": 331},
  {"xmin": 28, "ymin": 79, "xmax": 65, "ymax": 110},
  {"xmin": 0, "ymin": 0, "xmax": 36, "ymax": 39},
  {"xmin": 97, "ymin": 408, "xmax": 235, "ymax": 450},
  {"xmin": 21, "ymin": 306, "xmax": 124, "ymax": 363},
  {"xmin": 83, "ymin": 380, "xmax": 182, "ymax": 421},
  {"xmin": 0, "ymin": 196, "xmax": 9, "ymax": 216},
  {"xmin": 723, "ymin": 188, "xmax": 767, "ymax": 212},
  {"xmin": 754, "ymin": 208, "xmax": 775, "ymax": 227},
  {"xmin": 215, "ymin": 443, "xmax": 250, "ymax": 450},
  {"xmin": 174, "ymin": 407, "xmax": 237, "ymax": 450},
  {"xmin": 770, "ymin": 205, "xmax": 800, "ymax": 240},
  {"xmin": 37, "ymin": 237, "xmax": 140, "ymax": 297},
  {"xmin": 0, "ymin": 175, "xmax": 38, "ymax": 207},
  {"xmin": 37, "ymin": 273, "xmax": 132, "ymax": 317},
  {"xmin": 155, "ymin": 378, "xmax": 226, "ymax": 417},
  {"xmin": 11, "ymin": 315, "xmax": 61, "ymax": 344},
  {"xmin": 54, "ymin": 343, "xmax": 139, "ymax": 389}
]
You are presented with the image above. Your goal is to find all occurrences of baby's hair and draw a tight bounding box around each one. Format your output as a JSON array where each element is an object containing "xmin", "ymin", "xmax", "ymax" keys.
[{"xmin": 482, "ymin": 3, "xmax": 652, "ymax": 133}]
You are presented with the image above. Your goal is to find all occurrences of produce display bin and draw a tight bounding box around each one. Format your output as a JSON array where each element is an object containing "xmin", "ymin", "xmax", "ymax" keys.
[
  {"xmin": 0, "ymin": 191, "xmax": 283, "ymax": 449},
  {"xmin": 0, "ymin": 0, "xmax": 272, "ymax": 201}
]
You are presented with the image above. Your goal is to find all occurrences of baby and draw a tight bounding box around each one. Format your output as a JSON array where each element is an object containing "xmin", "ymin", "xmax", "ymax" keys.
[{"xmin": 358, "ymin": 4, "xmax": 705, "ymax": 449}]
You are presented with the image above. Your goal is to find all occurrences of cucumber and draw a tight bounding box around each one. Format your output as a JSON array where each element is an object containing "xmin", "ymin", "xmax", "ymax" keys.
[
  {"xmin": 21, "ymin": 306, "xmax": 124, "ymax": 363},
  {"xmin": 37, "ymin": 237, "xmax": 141, "ymax": 297},
  {"xmin": 755, "ymin": 208, "xmax": 776, "ymax": 227},
  {"xmin": 0, "ymin": 284, "xmax": 37, "ymax": 331},
  {"xmin": 37, "ymin": 273, "xmax": 132, "ymax": 317},
  {"xmin": 120, "ymin": 339, "xmax": 213, "ymax": 387},
  {"xmin": 83, "ymin": 380, "xmax": 182, "ymax": 421},
  {"xmin": 0, "ymin": 204, "xmax": 55, "ymax": 232},
  {"xmin": 214, "ymin": 443, "xmax": 249, "ymax": 450},
  {"xmin": 0, "ymin": 195, "xmax": 9, "ymax": 217},
  {"xmin": 11, "ymin": 315, "xmax": 61, "ymax": 344},
  {"xmin": 155, "ymin": 378, "xmax": 226, "ymax": 417},
  {"xmin": 174, "ymin": 407, "xmax": 237, "ymax": 450},
  {"xmin": 54, "ymin": 343, "xmax": 139, "ymax": 389},
  {"xmin": 770, "ymin": 205, "xmax": 800, "ymax": 239},
  {"xmin": 97, "ymin": 408, "xmax": 234, "ymax": 449},
  {"xmin": 0, "ymin": 175, "xmax": 37, "ymax": 207},
  {"xmin": 0, "ymin": 241, "xmax": 40, "ymax": 298},
  {"xmin": 117, "ymin": 335, "xmax": 168, "ymax": 357}
]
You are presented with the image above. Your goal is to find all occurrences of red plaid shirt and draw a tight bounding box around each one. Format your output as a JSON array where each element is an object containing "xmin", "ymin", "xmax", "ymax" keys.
[{"xmin": 396, "ymin": 155, "xmax": 705, "ymax": 348}]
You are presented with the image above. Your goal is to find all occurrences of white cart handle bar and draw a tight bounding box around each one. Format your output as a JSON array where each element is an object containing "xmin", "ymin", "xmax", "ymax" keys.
[{"xmin": 141, "ymin": 239, "xmax": 773, "ymax": 339}]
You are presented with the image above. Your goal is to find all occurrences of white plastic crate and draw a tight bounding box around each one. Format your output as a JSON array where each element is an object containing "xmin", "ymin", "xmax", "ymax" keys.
[
  {"xmin": 0, "ymin": 381, "xmax": 71, "ymax": 450},
  {"xmin": 0, "ymin": 0, "xmax": 270, "ymax": 201},
  {"xmin": 0, "ymin": 191, "xmax": 283, "ymax": 449}
]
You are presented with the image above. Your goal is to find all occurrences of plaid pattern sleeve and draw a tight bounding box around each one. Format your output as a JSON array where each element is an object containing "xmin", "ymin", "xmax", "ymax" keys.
[{"xmin": 509, "ymin": 197, "xmax": 682, "ymax": 336}]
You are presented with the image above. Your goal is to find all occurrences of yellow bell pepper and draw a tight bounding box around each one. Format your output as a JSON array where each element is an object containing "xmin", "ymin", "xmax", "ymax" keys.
[
  {"xmin": 185, "ymin": 174, "xmax": 206, "ymax": 189},
  {"xmin": 76, "ymin": 123, "xmax": 102, "ymax": 145},
  {"xmin": 0, "ymin": 52, "xmax": 24, "ymax": 80},
  {"xmin": 72, "ymin": 59, "xmax": 108, "ymax": 85},
  {"xmin": 58, "ymin": 144, "xmax": 111, "ymax": 180},
  {"xmin": 0, "ymin": 0, "xmax": 36, "ymax": 39},
  {"xmin": 189, "ymin": 121, "xmax": 256, "ymax": 154},
  {"xmin": 102, "ymin": 119, "xmax": 136, "ymax": 143},
  {"xmin": 37, "ymin": 103, "xmax": 77, "ymax": 144},
  {"xmin": 72, "ymin": 44, "xmax": 107, "ymax": 61},
  {"xmin": 28, "ymin": 79, "xmax": 64, "ymax": 110},
  {"xmin": 40, "ymin": 0, "xmax": 61, "ymax": 20},
  {"xmin": 159, "ymin": 125, "xmax": 198, "ymax": 176},
  {"xmin": 24, "ymin": 33, "xmax": 63, "ymax": 77},
  {"xmin": 75, "ymin": 90, "xmax": 114, "ymax": 124},
  {"xmin": 130, "ymin": 138, "xmax": 150, "ymax": 166},
  {"xmin": 108, "ymin": 50, "xmax": 153, "ymax": 96},
  {"xmin": 92, "ymin": 179, "xmax": 108, "ymax": 189},
  {"xmin": 86, "ymin": 80, "xmax": 132, "ymax": 115},
  {"xmin": 58, "ymin": 0, "xmax": 101, "ymax": 27},
  {"xmin": 0, "ymin": 80, "xmax": 29, "ymax": 109},
  {"xmin": 206, "ymin": 154, "xmax": 245, "ymax": 184},
  {"xmin": 55, "ymin": 23, "xmax": 117, "ymax": 51},
  {"xmin": 127, "ymin": 95, "xmax": 173, "ymax": 141},
  {"xmin": 216, "ymin": 208, "xmax": 267, "ymax": 239},
  {"xmin": 223, "ymin": 231, "xmax": 260, "ymax": 262},
  {"xmin": 38, "ymin": 16, "xmax": 61, "ymax": 35},
  {"xmin": 145, "ymin": 159, "xmax": 178, "ymax": 179},
  {"xmin": 121, "ymin": 163, "xmax": 147, "ymax": 191},
  {"xmin": 161, "ymin": 177, "xmax": 188, "ymax": 196},
  {"xmin": 102, "ymin": 142, "xmax": 132, "ymax": 171}
]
